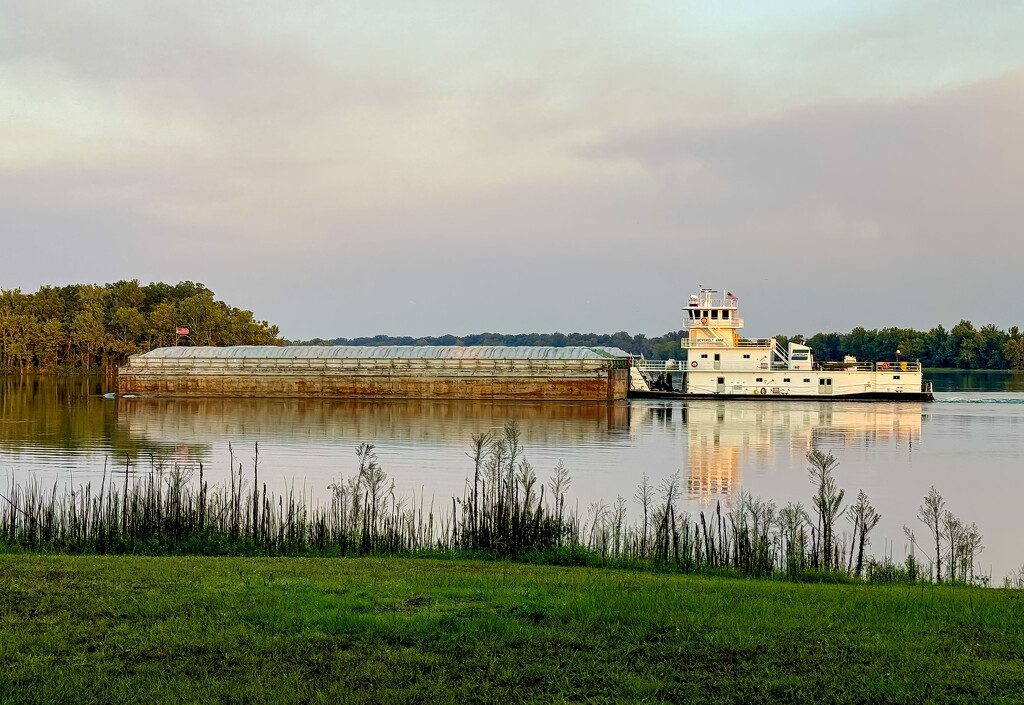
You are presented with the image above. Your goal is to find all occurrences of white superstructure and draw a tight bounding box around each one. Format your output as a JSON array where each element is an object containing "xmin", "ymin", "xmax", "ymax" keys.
[{"xmin": 676, "ymin": 288, "xmax": 928, "ymax": 398}]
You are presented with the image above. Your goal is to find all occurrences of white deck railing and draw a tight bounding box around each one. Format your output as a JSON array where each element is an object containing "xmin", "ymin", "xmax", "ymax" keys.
[
  {"xmin": 632, "ymin": 359, "xmax": 681, "ymax": 372},
  {"xmin": 689, "ymin": 295, "xmax": 739, "ymax": 309},
  {"xmin": 680, "ymin": 338, "xmax": 774, "ymax": 348}
]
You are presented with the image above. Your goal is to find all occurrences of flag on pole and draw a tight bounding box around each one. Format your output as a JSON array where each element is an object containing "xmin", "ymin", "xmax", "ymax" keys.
[{"xmin": 176, "ymin": 327, "xmax": 189, "ymax": 335}]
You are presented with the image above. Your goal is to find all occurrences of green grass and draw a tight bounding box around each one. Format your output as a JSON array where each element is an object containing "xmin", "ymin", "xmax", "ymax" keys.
[{"xmin": 2, "ymin": 555, "xmax": 1022, "ymax": 704}]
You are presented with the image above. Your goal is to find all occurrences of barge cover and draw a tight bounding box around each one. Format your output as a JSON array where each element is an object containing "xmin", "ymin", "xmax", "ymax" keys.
[{"xmin": 117, "ymin": 345, "xmax": 631, "ymax": 400}]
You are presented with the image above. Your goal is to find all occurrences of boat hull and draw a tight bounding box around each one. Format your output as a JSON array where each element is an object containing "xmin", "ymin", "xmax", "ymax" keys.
[{"xmin": 628, "ymin": 390, "xmax": 934, "ymax": 402}]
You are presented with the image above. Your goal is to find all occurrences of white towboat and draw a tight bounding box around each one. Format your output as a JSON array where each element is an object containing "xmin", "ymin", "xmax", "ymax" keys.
[{"xmin": 630, "ymin": 288, "xmax": 934, "ymax": 401}]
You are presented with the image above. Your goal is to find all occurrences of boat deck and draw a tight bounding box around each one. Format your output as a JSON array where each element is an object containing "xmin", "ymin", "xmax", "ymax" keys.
[{"xmin": 628, "ymin": 390, "xmax": 935, "ymax": 402}]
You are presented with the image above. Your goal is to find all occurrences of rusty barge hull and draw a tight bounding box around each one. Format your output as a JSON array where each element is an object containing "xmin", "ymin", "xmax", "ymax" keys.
[
  {"xmin": 117, "ymin": 346, "xmax": 630, "ymax": 400},
  {"xmin": 117, "ymin": 370, "xmax": 628, "ymax": 400}
]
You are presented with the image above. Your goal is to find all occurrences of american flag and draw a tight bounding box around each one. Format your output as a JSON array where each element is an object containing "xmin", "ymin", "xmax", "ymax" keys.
[{"xmin": 176, "ymin": 327, "xmax": 189, "ymax": 335}]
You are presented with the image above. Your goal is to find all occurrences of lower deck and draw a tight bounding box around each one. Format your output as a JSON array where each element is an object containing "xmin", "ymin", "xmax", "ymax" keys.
[
  {"xmin": 687, "ymin": 369, "xmax": 923, "ymax": 396},
  {"xmin": 632, "ymin": 366, "xmax": 934, "ymax": 401},
  {"xmin": 629, "ymin": 389, "xmax": 934, "ymax": 401}
]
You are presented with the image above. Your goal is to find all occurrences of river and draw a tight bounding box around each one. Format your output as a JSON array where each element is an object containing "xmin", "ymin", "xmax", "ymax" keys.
[{"xmin": 2, "ymin": 372, "xmax": 1022, "ymax": 579}]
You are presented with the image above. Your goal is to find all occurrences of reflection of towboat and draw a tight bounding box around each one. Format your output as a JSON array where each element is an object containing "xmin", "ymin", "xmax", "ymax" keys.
[
  {"xmin": 631, "ymin": 288, "xmax": 934, "ymax": 400},
  {"xmin": 681, "ymin": 400, "xmax": 923, "ymax": 504}
]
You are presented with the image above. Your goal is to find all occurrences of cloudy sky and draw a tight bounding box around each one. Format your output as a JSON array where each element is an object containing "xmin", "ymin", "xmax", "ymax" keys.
[{"xmin": 2, "ymin": 1, "xmax": 1023, "ymax": 339}]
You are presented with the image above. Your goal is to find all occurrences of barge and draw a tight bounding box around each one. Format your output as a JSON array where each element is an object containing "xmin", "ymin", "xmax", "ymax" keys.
[
  {"xmin": 630, "ymin": 288, "xmax": 934, "ymax": 401},
  {"xmin": 117, "ymin": 345, "xmax": 630, "ymax": 400}
]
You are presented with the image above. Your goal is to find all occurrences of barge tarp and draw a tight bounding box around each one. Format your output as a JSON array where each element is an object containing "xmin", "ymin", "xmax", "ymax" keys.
[{"xmin": 117, "ymin": 346, "xmax": 632, "ymax": 400}]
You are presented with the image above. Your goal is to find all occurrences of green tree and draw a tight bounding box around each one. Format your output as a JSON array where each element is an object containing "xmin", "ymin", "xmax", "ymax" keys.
[
  {"xmin": 1003, "ymin": 327, "xmax": 1024, "ymax": 369},
  {"xmin": 948, "ymin": 320, "xmax": 983, "ymax": 369},
  {"xmin": 148, "ymin": 301, "xmax": 178, "ymax": 348},
  {"xmin": 71, "ymin": 307, "xmax": 106, "ymax": 368},
  {"xmin": 921, "ymin": 325, "xmax": 949, "ymax": 367},
  {"xmin": 110, "ymin": 307, "xmax": 146, "ymax": 356},
  {"xmin": 38, "ymin": 318, "xmax": 66, "ymax": 369},
  {"xmin": 178, "ymin": 293, "xmax": 225, "ymax": 346},
  {"xmin": 978, "ymin": 324, "xmax": 1008, "ymax": 369}
]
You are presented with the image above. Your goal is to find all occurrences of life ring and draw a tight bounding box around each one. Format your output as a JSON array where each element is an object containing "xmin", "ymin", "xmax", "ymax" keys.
[
  {"xmin": 700, "ymin": 317, "xmax": 709, "ymax": 325},
  {"xmin": 691, "ymin": 361, "xmax": 698, "ymax": 368},
  {"xmin": 881, "ymin": 362, "xmax": 890, "ymax": 370}
]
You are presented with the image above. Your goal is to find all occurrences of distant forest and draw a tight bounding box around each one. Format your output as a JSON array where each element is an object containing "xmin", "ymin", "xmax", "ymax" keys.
[
  {"xmin": 4, "ymin": 281, "xmax": 1021, "ymax": 372},
  {"xmin": 0, "ymin": 281, "xmax": 281, "ymax": 371},
  {"xmin": 291, "ymin": 321, "xmax": 1024, "ymax": 370}
]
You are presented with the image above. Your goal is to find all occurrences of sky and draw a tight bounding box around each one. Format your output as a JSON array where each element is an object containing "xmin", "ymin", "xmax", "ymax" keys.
[{"xmin": 2, "ymin": 1, "xmax": 1023, "ymax": 340}]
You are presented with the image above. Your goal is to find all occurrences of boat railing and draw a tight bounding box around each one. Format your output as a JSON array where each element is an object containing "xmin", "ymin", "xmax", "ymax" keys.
[
  {"xmin": 680, "ymin": 337, "xmax": 773, "ymax": 348},
  {"xmin": 812, "ymin": 361, "xmax": 922, "ymax": 372},
  {"xmin": 820, "ymin": 362, "xmax": 877, "ymax": 372},
  {"xmin": 679, "ymin": 360, "xmax": 923, "ymax": 372},
  {"xmin": 875, "ymin": 361, "xmax": 920, "ymax": 372},
  {"xmin": 683, "ymin": 318, "xmax": 744, "ymax": 329},
  {"xmin": 632, "ymin": 359, "xmax": 680, "ymax": 372},
  {"xmin": 690, "ymin": 295, "xmax": 739, "ymax": 309}
]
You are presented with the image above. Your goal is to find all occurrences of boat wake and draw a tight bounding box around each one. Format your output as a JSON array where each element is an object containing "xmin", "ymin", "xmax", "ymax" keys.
[{"xmin": 934, "ymin": 395, "xmax": 1024, "ymax": 404}]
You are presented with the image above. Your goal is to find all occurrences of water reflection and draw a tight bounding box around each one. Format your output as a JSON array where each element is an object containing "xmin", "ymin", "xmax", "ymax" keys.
[
  {"xmin": 928, "ymin": 370, "xmax": 1024, "ymax": 392},
  {"xmin": 6, "ymin": 374, "xmax": 1024, "ymax": 577},
  {"xmin": 117, "ymin": 397, "xmax": 631, "ymax": 451},
  {"xmin": 632, "ymin": 401, "xmax": 922, "ymax": 505}
]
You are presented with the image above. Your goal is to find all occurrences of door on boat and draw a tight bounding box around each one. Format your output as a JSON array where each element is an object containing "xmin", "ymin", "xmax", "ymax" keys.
[
  {"xmin": 713, "ymin": 353, "xmax": 721, "ymax": 370},
  {"xmin": 717, "ymin": 376, "xmax": 726, "ymax": 393},
  {"xmin": 819, "ymin": 378, "xmax": 833, "ymax": 395}
]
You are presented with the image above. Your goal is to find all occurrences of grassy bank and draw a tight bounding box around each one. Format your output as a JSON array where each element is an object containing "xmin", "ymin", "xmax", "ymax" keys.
[{"xmin": 1, "ymin": 555, "xmax": 1022, "ymax": 704}]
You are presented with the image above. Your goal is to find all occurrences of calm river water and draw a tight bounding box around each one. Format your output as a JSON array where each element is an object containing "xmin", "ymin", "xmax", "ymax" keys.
[{"xmin": 2, "ymin": 372, "xmax": 1023, "ymax": 578}]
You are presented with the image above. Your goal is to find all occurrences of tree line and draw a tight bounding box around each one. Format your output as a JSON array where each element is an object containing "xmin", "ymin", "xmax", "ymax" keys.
[
  {"xmin": 774, "ymin": 321, "xmax": 1024, "ymax": 369},
  {"xmin": 293, "ymin": 320, "xmax": 1024, "ymax": 369},
  {"xmin": 0, "ymin": 281, "xmax": 281, "ymax": 372}
]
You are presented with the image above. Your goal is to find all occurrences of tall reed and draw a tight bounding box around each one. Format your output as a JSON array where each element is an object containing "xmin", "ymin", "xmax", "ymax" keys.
[{"xmin": 0, "ymin": 430, "xmax": 989, "ymax": 585}]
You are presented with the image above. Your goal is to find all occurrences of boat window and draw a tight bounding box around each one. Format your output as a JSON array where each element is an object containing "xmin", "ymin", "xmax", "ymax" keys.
[
  {"xmin": 784, "ymin": 378, "xmax": 790, "ymax": 382},
  {"xmin": 893, "ymin": 375, "xmax": 900, "ymax": 380},
  {"xmin": 711, "ymin": 310, "xmax": 718, "ymax": 319},
  {"xmin": 714, "ymin": 354, "xmax": 720, "ymax": 361},
  {"xmin": 701, "ymin": 354, "xmax": 708, "ymax": 358},
  {"xmin": 743, "ymin": 354, "xmax": 750, "ymax": 359},
  {"xmin": 717, "ymin": 377, "xmax": 725, "ymax": 384},
  {"xmin": 803, "ymin": 378, "xmax": 810, "ymax": 383},
  {"xmin": 819, "ymin": 379, "xmax": 826, "ymax": 385},
  {"xmin": 756, "ymin": 378, "xmax": 763, "ymax": 382},
  {"xmin": 722, "ymin": 310, "xmax": 730, "ymax": 319}
]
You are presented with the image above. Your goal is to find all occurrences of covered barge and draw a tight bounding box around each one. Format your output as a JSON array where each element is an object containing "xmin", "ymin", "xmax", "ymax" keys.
[{"xmin": 117, "ymin": 345, "xmax": 630, "ymax": 400}]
